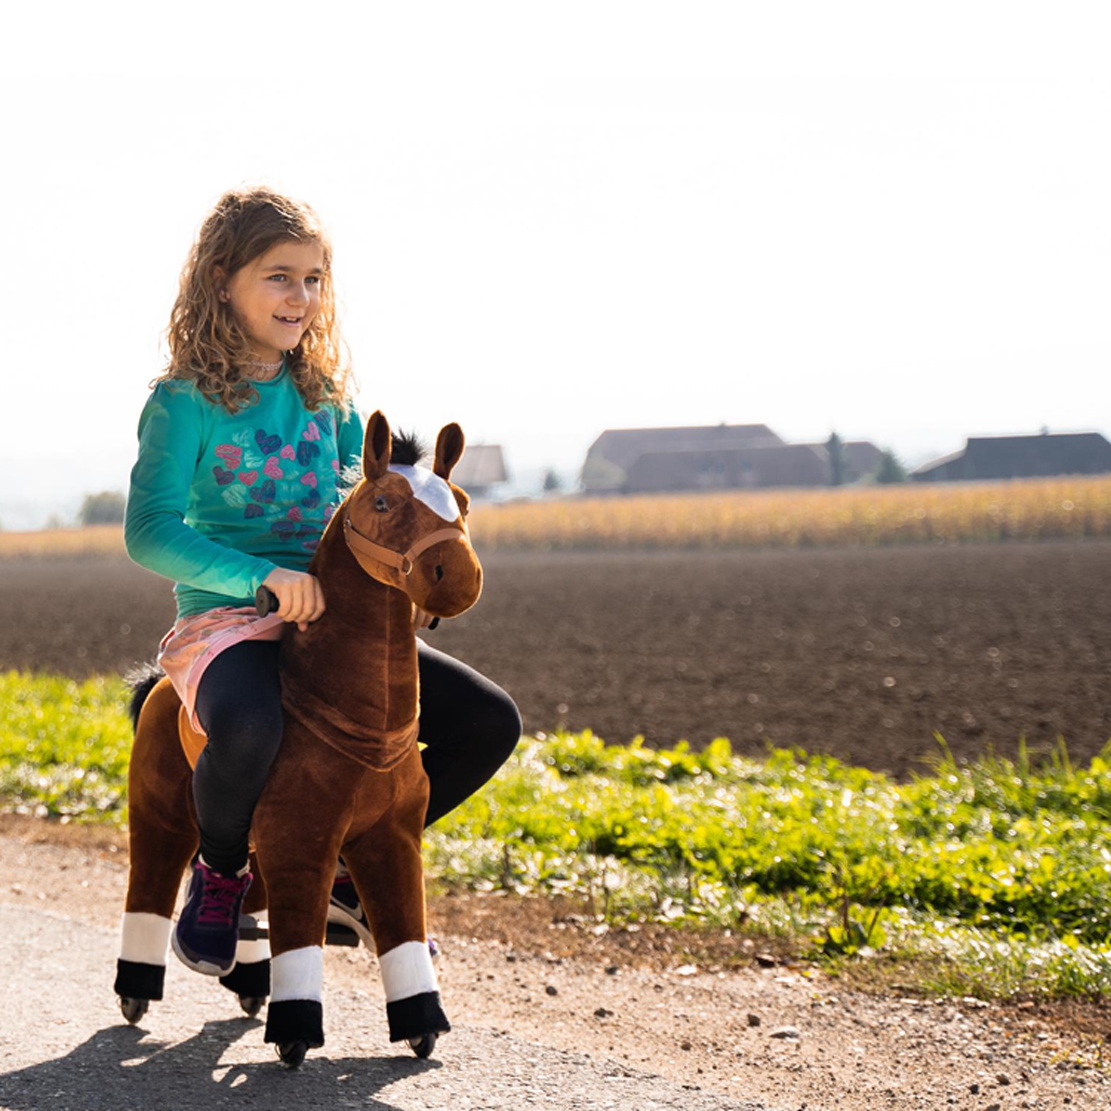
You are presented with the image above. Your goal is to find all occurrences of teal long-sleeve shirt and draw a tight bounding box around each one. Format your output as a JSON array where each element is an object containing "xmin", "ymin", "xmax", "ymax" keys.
[{"xmin": 124, "ymin": 366, "xmax": 364, "ymax": 620}]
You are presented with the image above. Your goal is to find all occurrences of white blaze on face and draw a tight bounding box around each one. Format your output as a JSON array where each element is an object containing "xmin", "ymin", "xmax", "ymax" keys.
[{"xmin": 388, "ymin": 464, "xmax": 460, "ymax": 523}]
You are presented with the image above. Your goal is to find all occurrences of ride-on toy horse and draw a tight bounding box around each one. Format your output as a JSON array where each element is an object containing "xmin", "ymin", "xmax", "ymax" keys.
[{"xmin": 114, "ymin": 412, "xmax": 483, "ymax": 1067}]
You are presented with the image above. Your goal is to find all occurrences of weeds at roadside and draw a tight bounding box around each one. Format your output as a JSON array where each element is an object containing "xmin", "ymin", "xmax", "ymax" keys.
[{"xmin": 4, "ymin": 668, "xmax": 1111, "ymax": 1001}]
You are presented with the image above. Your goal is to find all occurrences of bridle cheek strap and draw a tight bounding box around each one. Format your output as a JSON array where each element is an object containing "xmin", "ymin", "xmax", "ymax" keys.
[{"xmin": 344, "ymin": 517, "xmax": 467, "ymax": 581}]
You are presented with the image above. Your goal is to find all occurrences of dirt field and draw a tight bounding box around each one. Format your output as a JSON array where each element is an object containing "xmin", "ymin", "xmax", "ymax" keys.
[{"xmin": 2, "ymin": 541, "xmax": 1110, "ymax": 778}]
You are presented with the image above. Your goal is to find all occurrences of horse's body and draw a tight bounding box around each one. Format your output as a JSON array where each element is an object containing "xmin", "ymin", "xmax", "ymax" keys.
[{"xmin": 115, "ymin": 413, "xmax": 482, "ymax": 1066}]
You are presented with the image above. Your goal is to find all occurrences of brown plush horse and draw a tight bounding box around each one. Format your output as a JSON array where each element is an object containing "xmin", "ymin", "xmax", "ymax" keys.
[{"xmin": 114, "ymin": 411, "xmax": 483, "ymax": 1067}]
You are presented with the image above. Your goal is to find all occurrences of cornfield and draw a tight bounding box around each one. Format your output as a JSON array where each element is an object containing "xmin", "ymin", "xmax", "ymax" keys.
[
  {"xmin": 3, "ymin": 476, "xmax": 1110, "ymax": 558},
  {"xmin": 468, "ymin": 475, "xmax": 1111, "ymax": 551}
]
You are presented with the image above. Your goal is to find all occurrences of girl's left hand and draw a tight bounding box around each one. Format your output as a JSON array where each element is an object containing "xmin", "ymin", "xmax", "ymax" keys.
[{"xmin": 412, "ymin": 604, "xmax": 436, "ymax": 629}]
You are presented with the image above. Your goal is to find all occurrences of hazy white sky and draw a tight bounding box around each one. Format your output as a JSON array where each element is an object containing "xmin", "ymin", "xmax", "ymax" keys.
[{"xmin": 3, "ymin": 2, "xmax": 1109, "ymax": 526}]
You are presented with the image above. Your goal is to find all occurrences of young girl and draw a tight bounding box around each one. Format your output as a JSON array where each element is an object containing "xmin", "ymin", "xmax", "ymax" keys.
[{"xmin": 125, "ymin": 186, "xmax": 521, "ymax": 975}]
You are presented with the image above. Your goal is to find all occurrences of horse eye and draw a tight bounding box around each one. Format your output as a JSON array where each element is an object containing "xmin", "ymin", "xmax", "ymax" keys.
[{"xmin": 375, "ymin": 495, "xmax": 389, "ymax": 513}]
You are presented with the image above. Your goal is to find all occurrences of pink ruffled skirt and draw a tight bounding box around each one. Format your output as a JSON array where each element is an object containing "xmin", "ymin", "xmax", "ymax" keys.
[{"xmin": 157, "ymin": 606, "xmax": 286, "ymax": 735}]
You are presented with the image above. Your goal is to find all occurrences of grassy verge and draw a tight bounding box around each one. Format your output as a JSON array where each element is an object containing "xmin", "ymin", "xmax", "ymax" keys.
[{"xmin": 4, "ymin": 668, "xmax": 1111, "ymax": 1000}]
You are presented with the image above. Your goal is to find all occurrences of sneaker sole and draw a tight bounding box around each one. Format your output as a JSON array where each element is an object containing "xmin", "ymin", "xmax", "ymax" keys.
[{"xmin": 171, "ymin": 928, "xmax": 236, "ymax": 977}]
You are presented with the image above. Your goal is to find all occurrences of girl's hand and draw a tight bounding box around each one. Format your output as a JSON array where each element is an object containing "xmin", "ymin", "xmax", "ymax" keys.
[
  {"xmin": 261, "ymin": 568, "xmax": 326, "ymax": 632},
  {"xmin": 412, "ymin": 603, "xmax": 436, "ymax": 629}
]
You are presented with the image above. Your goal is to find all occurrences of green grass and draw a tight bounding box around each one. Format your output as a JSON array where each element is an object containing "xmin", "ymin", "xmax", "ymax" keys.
[{"xmin": 4, "ymin": 667, "xmax": 1111, "ymax": 999}]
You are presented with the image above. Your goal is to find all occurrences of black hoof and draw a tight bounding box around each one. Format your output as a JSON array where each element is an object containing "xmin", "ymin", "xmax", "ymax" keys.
[
  {"xmin": 119, "ymin": 996, "xmax": 149, "ymax": 1025},
  {"xmin": 277, "ymin": 1041, "xmax": 308, "ymax": 1069},
  {"xmin": 239, "ymin": 995, "xmax": 265, "ymax": 1018},
  {"xmin": 408, "ymin": 1032, "xmax": 437, "ymax": 1059}
]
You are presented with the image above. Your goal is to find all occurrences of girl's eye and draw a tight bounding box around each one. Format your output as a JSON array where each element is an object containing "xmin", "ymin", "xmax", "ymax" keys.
[
  {"xmin": 375, "ymin": 496, "xmax": 390, "ymax": 513},
  {"xmin": 306, "ymin": 276, "xmax": 321, "ymax": 285}
]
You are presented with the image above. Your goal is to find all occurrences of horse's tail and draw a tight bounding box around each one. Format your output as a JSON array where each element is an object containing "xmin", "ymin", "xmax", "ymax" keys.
[{"xmin": 123, "ymin": 660, "xmax": 164, "ymax": 733}]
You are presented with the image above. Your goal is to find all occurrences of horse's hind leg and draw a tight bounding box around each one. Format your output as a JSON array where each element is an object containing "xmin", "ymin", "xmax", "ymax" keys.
[
  {"xmin": 115, "ymin": 680, "xmax": 198, "ymax": 1015},
  {"xmin": 341, "ymin": 745, "xmax": 450, "ymax": 1048}
]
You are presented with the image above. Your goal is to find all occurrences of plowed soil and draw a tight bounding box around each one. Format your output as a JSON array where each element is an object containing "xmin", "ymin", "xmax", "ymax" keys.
[{"xmin": 3, "ymin": 541, "xmax": 1110, "ymax": 778}]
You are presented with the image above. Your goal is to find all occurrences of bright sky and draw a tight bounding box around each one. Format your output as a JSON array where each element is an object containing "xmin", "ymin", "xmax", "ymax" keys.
[{"xmin": 3, "ymin": 2, "xmax": 1109, "ymax": 527}]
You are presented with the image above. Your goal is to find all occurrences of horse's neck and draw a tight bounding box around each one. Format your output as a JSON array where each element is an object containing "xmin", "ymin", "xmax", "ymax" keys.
[{"xmin": 280, "ymin": 504, "xmax": 418, "ymax": 734}]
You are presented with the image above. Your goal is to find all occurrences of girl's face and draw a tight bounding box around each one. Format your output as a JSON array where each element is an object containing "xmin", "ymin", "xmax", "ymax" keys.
[{"xmin": 222, "ymin": 239, "xmax": 326, "ymax": 364}]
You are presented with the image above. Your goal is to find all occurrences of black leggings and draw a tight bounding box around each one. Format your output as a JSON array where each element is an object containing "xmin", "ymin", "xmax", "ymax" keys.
[{"xmin": 192, "ymin": 638, "xmax": 522, "ymax": 875}]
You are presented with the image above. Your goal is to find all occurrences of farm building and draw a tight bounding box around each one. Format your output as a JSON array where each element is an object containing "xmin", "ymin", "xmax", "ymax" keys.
[
  {"xmin": 582, "ymin": 423, "xmax": 883, "ymax": 494},
  {"xmin": 911, "ymin": 432, "xmax": 1111, "ymax": 482},
  {"xmin": 452, "ymin": 444, "xmax": 508, "ymax": 499}
]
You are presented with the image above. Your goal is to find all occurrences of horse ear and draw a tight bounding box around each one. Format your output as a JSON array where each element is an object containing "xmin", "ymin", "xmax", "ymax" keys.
[
  {"xmin": 363, "ymin": 411, "xmax": 392, "ymax": 479},
  {"xmin": 434, "ymin": 423, "xmax": 465, "ymax": 481}
]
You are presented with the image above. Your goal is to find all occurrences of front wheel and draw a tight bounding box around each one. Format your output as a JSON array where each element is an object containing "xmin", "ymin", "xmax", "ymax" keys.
[
  {"xmin": 408, "ymin": 1032, "xmax": 437, "ymax": 1059},
  {"xmin": 119, "ymin": 997, "xmax": 148, "ymax": 1025},
  {"xmin": 239, "ymin": 995, "xmax": 265, "ymax": 1019},
  {"xmin": 277, "ymin": 1041, "xmax": 308, "ymax": 1069}
]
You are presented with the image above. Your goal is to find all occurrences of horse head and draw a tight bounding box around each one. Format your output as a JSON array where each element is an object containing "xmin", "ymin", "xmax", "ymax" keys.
[{"xmin": 341, "ymin": 411, "xmax": 483, "ymax": 619}]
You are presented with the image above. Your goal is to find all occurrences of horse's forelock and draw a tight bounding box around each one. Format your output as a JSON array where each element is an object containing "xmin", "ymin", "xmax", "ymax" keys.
[{"xmin": 336, "ymin": 430, "xmax": 427, "ymax": 502}]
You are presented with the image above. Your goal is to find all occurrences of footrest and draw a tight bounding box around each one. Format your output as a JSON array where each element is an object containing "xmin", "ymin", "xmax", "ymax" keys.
[{"xmin": 325, "ymin": 922, "xmax": 360, "ymax": 948}]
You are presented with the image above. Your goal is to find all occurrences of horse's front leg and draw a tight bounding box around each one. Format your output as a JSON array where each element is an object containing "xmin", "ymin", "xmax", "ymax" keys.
[
  {"xmin": 251, "ymin": 728, "xmax": 352, "ymax": 1065},
  {"xmin": 341, "ymin": 743, "xmax": 449, "ymax": 1054}
]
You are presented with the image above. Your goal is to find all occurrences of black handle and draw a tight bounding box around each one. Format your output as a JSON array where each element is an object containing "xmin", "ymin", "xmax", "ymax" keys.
[{"xmin": 255, "ymin": 585, "xmax": 280, "ymax": 617}]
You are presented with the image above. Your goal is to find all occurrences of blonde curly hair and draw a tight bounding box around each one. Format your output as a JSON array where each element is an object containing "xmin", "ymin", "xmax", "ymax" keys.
[{"xmin": 156, "ymin": 186, "xmax": 353, "ymax": 414}]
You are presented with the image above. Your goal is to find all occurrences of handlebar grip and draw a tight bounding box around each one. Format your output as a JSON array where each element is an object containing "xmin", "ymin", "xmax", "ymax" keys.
[{"xmin": 255, "ymin": 585, "xmax": 280, "ymax": 617}]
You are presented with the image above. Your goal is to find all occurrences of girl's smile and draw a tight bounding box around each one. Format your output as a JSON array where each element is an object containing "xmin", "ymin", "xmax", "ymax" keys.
[{"xmin": 222, "ymin": 240, "xmax": 326, "ymax": 367}]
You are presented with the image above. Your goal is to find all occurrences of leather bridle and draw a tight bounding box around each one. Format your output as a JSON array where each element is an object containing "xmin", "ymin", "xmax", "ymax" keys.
[{"xmin": 343, "ymin": 508, "xmax": 469, "ymax": 580}]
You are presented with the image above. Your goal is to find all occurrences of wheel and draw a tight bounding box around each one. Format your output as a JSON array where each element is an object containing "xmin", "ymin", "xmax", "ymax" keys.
[
  {"xmin": 119, "ymin": 997, "xmax": 148, "ymax": 1025},
  {"xmin": 277, "ymin": 1041, "xmax": 308, "ymax": 1069},
  {"xmin": 239, "ymin": 995, "xmax": 265, "ymax": 1018},
  {"xmin": 408, "ymin": 1032, "xmax": 437, "ymax": 1059}
]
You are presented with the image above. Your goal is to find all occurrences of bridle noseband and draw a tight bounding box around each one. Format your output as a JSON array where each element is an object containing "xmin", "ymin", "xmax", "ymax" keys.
[{"xmin": 343, "ymin": 510, "xmax": 469, "ymax": 579}]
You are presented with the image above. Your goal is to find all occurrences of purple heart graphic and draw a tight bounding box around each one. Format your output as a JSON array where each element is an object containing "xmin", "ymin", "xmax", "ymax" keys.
[
  {"xmin": 297, "ymin": 524, "xmax": 317, "ymax": 538},
  {"xmin": 245, "ymin": 504, "xmax": 264, "ymax": 519},
  {"xmin": 271, "ymin": 521, "xmax": 296, "ymax": 538},
  {"xmin": 301, "ymin": 489, "xmax": 321, "ymax": 509},
  {"xmin": 213, "ymin": 465, "xmax": 235, "ymax": 486},
  {"xmin": 313, "ymin": 410, "xmax": 333, "ymax": 435},
  {"xmin": 296, "ymin": 441, "xmax": 321, "ymax": 466},
  {"xmin": 249, "ymin": 479, "xmax": 276, "ymax": 504},
  {"xmin": 255, "ymin": 428, "xmax": 282, "ymax": 455}
]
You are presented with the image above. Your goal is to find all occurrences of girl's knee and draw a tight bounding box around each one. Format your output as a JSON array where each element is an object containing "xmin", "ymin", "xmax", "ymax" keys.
[{"xmin": 486, "ymin": 691, "xmax": 522, "ymax": 761}]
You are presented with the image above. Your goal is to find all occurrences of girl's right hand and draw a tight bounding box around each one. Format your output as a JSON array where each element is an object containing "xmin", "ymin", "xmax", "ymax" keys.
[{"xmin": 261, "ymin": 568, "xmax": 326, "ymax": 632}]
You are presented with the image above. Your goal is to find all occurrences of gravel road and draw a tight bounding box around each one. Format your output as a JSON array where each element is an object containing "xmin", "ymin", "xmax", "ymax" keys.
[
  {"xmin": 0, "ymin": 818, "xmax": 1106, "ymax": 1110},
  {"xmin": 0, "ymin": 903, "xmax": 763, "ymax": 1111}
]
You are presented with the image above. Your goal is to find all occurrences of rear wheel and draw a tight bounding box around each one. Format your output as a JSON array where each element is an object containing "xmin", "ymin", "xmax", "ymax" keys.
[{"xmin": 239, "ymin": 995, "xmax": 265, "ymax": 1018}]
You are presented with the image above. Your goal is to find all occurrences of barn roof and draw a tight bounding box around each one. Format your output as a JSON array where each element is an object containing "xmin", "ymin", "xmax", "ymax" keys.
[
  {"xmin": 451, "ymin": 444, "xmax": 507, "ymax": 487},
  {"xmin": 913, "ymin": 432, "xmax": 1111, "ymax": 478},
  {"xmin": 588, "ymin": 423, "xmax": 783, "ymax": 470}
]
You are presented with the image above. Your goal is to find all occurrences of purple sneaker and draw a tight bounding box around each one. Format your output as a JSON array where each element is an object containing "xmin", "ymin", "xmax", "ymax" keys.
[{"xmin": 171, "ymin": 857, "xmax": 252, "ymax": 976}]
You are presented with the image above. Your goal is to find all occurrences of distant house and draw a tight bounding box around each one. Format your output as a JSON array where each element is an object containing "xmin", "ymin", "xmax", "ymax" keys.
[
  {"xmin": 452, "ymin": 444, "xmax": 508, "ymax": 499},
  {"xmin": 796, "ymin": 440, "xmax": 884, "ymax": 484},
  {"xmin": 582, "ymin": 424, "xmax": 783, "ymax": 494},
  {"xmin": 582, "ymin": 423, "xmax": 884, "ymax": 494},
  {"xmin": 627, "ymin": 443, "xmax": 829, "ymax": 492},
  {"xmin": 912, "ymin": 432, "xmax": 1111, "ymax": 482}
]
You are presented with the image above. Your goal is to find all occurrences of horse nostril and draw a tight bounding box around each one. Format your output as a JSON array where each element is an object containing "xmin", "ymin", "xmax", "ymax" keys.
[{"xmin": 435, "ymin": 564, "xmax": 444, "ymax": 582}]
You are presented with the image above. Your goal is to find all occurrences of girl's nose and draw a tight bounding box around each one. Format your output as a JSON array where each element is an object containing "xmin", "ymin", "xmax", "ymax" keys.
[{"xmin": 287, "ymin": 282, "xmax": 310, "ymax": 306}]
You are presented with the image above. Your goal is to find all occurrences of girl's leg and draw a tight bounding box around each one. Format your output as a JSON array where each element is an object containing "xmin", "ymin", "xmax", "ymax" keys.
[
  {"xmin": 192, "ymin": 639, "xmax": 284, "ymax": 875},
  {"xmin": 174, "ymin": 639, "xmax": 284, "ymax": 975},
  {"xmin": 416, "ymin": 639, "xmax": 522, "ymax": 827}
]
